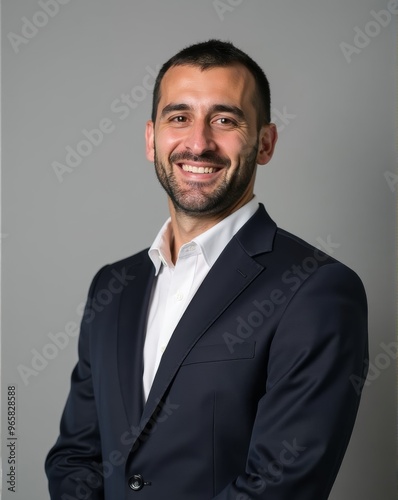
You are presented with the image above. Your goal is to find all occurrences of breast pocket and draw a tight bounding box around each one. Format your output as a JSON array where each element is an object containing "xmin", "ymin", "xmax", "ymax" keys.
[{"xmin": 181, "ymin": 341, "xmax": 255, "ymax": 366}]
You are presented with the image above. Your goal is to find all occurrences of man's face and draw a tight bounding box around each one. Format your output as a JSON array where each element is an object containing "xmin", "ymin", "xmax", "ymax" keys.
[{"xmin": 146, "ymin": 64, "xmax": 277, "ymax": 218}]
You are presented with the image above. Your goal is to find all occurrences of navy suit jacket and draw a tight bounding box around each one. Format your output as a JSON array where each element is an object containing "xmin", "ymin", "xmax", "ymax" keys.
[{"xmin": 45, "ymin": 204, "xmax": 368, "ymax": 499}]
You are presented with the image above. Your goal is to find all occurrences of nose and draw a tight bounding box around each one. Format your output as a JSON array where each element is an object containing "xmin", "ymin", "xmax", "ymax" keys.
[{"xmin": 183, "ymin": 120, "xmax": 216, "ymax": 155}]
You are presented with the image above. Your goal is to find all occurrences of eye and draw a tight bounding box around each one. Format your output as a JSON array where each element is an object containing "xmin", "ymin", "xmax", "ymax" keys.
[
  {"xmin": 171, "ymin": 115, "xmax": 187, "ymax": 123},
  {"xmin": 214, "ymin": 117, "xmax": 237, "ymax": 127}
]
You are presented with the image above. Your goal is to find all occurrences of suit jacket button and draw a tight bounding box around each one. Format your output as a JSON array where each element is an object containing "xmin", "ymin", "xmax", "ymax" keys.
[{"xmin": 129, "ymin": 474, "xmax": 144, "ymax": 491}]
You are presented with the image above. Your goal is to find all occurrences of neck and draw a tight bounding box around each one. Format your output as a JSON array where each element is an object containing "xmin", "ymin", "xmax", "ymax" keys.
[{"xmin": 167, "ymin": 194, "xmax": 253, "ymax": 264}]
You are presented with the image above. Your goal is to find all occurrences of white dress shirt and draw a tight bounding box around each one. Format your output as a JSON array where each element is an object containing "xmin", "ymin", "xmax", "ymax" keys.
[{"xmin": 143, "ymin": 197, "xmax": 259, "ymax": 401}]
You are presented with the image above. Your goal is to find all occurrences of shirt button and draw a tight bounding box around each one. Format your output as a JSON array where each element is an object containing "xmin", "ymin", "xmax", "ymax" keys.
[
  {"xmin": 160, "ymin": 345, "xmax": 166, "ymax": 353},
  {"xmin": 176, "ymin": 291, "xmax": 184, "ymax": 301}
]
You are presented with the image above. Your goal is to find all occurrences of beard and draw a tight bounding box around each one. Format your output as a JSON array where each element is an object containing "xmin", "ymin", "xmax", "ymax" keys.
[{"xmin": 153, "ymin": 143, "xmax": 259, "ymax": 217}]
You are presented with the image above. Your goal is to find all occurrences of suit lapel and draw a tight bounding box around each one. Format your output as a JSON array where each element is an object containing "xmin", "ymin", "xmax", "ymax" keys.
[
  {"xmin": 137, "ymin": 205, "xmax": 277, "ymax": 436},
  {"xmin": 117, "ymin": 254, "xmax": 155, "ymax": 429}
]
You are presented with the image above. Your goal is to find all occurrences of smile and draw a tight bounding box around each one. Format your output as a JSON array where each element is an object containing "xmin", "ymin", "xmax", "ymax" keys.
[{"xmin": 180, "ymin": 164, "xmax": 220, "ymax": 174}]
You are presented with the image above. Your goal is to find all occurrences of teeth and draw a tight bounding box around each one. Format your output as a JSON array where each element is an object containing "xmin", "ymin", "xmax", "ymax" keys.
[{"xmin": 181, "ymin": 164, "xmax": 215, "ymax": 174}]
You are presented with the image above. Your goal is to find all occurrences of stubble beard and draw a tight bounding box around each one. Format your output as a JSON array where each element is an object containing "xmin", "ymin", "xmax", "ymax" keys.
[{"xmin": 153, "ymin": 143, "xmax": 259, "ymax": 218}]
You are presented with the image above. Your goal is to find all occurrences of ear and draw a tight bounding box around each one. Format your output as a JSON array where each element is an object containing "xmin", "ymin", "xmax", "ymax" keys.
[
  {"xmin": 256, "ymin": 123, "xmax": 278, "ymax": 165},
  {"xmin": 145, "ymin": 120, "xmax": 155, "ymax": 161}
]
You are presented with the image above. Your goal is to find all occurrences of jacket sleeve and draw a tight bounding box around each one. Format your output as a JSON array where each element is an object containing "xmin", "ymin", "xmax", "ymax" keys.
[
  {"xmin": 212, "ymin": 262, "xmax": 368, "ymax": 500},
  {"xmin": 45, "ymin": 266, "xmax": 109, "ymax": 500}
]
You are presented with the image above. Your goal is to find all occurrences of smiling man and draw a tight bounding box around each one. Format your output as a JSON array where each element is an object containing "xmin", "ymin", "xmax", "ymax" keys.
[
  {"xmin": 46, "ymin": 40, "xmax": 368, "ymax": 500},
  {"xmin": 148, "ymin": 63, "xmax": 272, "ymax": 222}
]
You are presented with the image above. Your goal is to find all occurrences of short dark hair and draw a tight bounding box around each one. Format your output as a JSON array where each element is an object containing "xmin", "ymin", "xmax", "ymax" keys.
[{"xmin": 151, "ymin": 39, "xmax": 271, "ymax": 128}]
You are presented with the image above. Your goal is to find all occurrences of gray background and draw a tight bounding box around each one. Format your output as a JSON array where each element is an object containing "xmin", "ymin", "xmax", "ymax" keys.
[{"xmin": 2, "ymin": 0, "xmax": 397, "ymax": 498}]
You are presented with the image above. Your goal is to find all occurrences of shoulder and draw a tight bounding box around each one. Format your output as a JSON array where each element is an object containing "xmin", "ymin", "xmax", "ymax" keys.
[
  {"xmin": 275, "ymin": 228, "xmax": 366, "ymax": 296},
  {"xmin": 239, "ymin": 203, "xmax": 366, "ymax": 296},
  {"xmin": 87, "ymin": 248, "xmax": 151, "ymax": 294}
]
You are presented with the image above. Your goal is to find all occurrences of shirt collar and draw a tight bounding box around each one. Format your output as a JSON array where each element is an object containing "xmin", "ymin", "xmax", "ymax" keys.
[
  {"xmin": 148, "ymin": 218, "xmax": 174, "ymax": 274},
  {"xmin": 148, "ymin": 196, "xmax": 259, "ymax": 275}
]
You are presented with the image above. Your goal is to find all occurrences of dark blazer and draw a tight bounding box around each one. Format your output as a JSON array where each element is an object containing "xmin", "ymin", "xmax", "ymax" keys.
[{"xmin": 45, "ymin": 204, "xmax": 368, "ymax": 500}]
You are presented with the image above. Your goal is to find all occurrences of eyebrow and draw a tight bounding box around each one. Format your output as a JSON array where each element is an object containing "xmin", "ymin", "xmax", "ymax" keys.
[
  {"xmin": 160, "ymin": 103, "xmax": 246, "ymax": 121},
  {"xmin": 160, "ymin": 103, "xmax": 191, "ymax": 118},
  {"xmin": 210, "ymin": 104, "xmax": 245, "ymax": 121}
]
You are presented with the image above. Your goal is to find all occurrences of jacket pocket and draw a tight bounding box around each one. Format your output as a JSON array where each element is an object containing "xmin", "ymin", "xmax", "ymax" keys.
[{"xmin": 181, "ymin": 341, "xmax": 255, "ymax": 366}]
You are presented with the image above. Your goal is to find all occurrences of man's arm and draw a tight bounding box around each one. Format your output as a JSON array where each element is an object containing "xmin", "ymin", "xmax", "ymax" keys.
[
  {"xmin": 213, "ymin": 262, "xmax": 368, "ymax": 500},
  {"xmin": 45, "ymin": 267, "xmax": 108, "ymax": 500}
]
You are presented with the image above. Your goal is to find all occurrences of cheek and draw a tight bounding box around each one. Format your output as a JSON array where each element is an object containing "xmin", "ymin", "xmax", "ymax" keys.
[
  {"xmin": 155, "ymin": 130, "xmax": 183, "ymax": 155},
  {"xmin": 239, "ymin": 134, "xmax": 259, "ymax": 158},
  {"xmin": 220, "ymin": 136, "xmax": 252, "ymax": 160}
]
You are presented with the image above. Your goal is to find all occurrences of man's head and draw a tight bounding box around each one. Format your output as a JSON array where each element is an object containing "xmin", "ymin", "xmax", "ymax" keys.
[
  {"xmin": 151, "ymin": 39, "xmax": 271, "ymax": 131},
  {"xmin": 146, "ymin": 40, "xmax": 277, "ymax": 219}
]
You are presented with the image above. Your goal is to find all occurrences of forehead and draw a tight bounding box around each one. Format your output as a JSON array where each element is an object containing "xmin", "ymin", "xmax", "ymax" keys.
[{"xmin": 158, "ymin": 63, "xmax": 257, "ymax": 110}]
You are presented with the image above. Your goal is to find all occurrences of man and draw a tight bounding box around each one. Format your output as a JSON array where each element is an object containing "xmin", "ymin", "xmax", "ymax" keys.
[{"xmin": 46, "ymin": 40, "xmax": 368, "ymax": 499}]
